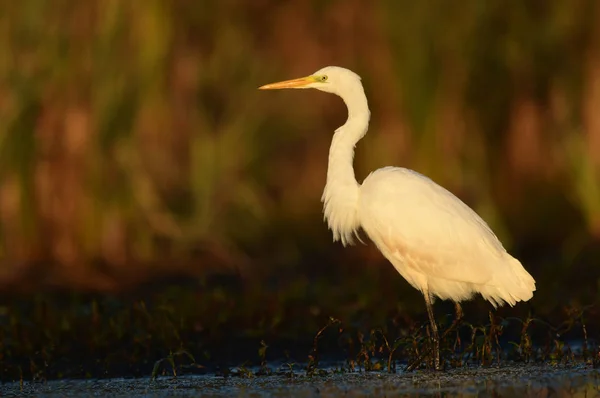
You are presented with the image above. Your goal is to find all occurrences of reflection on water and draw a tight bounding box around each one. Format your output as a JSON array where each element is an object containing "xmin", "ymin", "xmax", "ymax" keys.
[{"xmin": 1, "ymin": 363, "xmax": 599, "ymax": 397}]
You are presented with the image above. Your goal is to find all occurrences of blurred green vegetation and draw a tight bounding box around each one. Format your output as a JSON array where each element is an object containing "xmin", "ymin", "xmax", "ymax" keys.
[
  {"xmin": 1, "ymin": 0, "xmax": 600, "ymax": 382},
  {"xmin": 0, "ymin": 1, "xmax": 599, "ymax": 294}
]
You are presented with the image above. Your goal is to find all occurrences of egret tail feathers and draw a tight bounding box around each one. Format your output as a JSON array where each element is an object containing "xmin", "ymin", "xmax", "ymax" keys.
[{"xmin": 481, "ymin": 256, "xmax": 536, "ymax": 308}]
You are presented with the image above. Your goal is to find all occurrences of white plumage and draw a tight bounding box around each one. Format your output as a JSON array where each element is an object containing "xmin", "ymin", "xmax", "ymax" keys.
[
  {"xmin": 260, "ymin": 66, "xmax": 536, "ymax": 370},
  {"xmin": 359, "ymin": 167, "xmax": 534, "ymax": 306}
]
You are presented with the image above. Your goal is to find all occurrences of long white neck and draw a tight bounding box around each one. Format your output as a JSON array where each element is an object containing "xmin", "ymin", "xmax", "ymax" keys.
[{"xmin": 321, "ymin": 84, "xmax": 370, "ymax": 246}]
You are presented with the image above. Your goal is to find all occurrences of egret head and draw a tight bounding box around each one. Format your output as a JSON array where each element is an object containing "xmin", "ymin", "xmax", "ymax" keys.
[{"xmin": 259, "ymin": 66, "xmax": 362, "ymax": 97}]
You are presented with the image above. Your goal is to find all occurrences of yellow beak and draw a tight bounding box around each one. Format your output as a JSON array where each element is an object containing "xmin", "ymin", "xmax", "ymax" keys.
[{"xmin": 258, "ymin": 76, "xmax": 314, "ymax": 90}]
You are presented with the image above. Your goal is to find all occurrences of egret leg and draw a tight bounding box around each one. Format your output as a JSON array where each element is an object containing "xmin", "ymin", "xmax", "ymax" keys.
[
  {"xmin": 446, "ymin": 302, "xmax": 464, "ymax": 346},
  {"xmin": 423, "ymin": 292, "xmax": 441, "ymax": 370},
  {"xmin": 455, "ymin": 302, "xmax": 463, "ymax": 321}
]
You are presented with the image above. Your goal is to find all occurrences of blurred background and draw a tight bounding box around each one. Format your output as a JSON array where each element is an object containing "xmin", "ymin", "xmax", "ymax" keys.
[{"xmin": 1, "ymin": 1, "xmax": 600, "ymax": 370}]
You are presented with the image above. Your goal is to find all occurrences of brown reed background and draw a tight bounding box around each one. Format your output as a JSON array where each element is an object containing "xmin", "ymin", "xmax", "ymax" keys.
[{"xmin": 0, "ymin": 0, "xmax": 599, "ymax": 295}]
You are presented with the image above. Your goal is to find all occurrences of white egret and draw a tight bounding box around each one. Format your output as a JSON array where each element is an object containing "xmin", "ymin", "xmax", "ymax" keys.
[{"xmin": 259, "ymin": 66, "xmax": 536, "ymax": 370}]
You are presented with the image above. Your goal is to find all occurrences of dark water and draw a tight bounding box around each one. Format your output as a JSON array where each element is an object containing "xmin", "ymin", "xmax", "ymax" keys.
[{"xmin": 2, "ymin": 363, "xmax": 599, "ymax": 397}]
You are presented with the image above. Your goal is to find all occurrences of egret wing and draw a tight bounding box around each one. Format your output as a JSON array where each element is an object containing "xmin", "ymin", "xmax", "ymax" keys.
[{"xmin": 360, "ymin": 167, "xmax": 505, "ymax": 285}]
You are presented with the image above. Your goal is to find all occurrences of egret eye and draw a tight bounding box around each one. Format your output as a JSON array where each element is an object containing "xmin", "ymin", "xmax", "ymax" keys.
[{"xmin": 321, "ymin": 75, "xmax": 328, "ymax": 82}]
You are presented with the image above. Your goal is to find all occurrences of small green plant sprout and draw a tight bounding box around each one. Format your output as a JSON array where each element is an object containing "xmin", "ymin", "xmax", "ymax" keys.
[
  {"xmin": 150, "ymin": 349, "xmax": 195, "ymax": 381},
  {"xmin": 256, "ymin": 340, "xmax": 272, "ymax": 376},
  {"xmin": 488, "ymin": 312, "xmax": 503, "ymax": 366},
  {"xmin": 282, "ymin": 349, "xmax": 296, "ymax": 378},
  {"xmin": 356, "ymin": 329, "xmax": 384, "ymax": 372},
  {"xmin": 284, "ymin": 361, "xmax": 296, "ymax": 378},
  {"xmin": 509, "ymin": 315, "xmax": 534, "ymax": 362},
  {"xmin": 355, "ymin": 330, "xmax": 371, "ymax": 371},
  {"xmin": 550, "ymin": 340, "xmax": 566, "ymax": 364},
  {"xmin": 466, "ymin": 314, "xmax": 503, "ymax": 367},
  {"xmin": 561, "ymin": 305, "xmax": 594, "ymax": 362},
  {"xmin": 581, "ymin": 314, "xmax": 589, "ymax": 362},
  {"xmin": 235, "ymin": 361, "xmax": 254, "ymax": 378},
  {"xmin": 376, "ymin": 329, "xmax": 404, "ymax": 373},
  {"xmin": 306, "ymin": 317, "xmax": 341, "ymax": 376}
]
